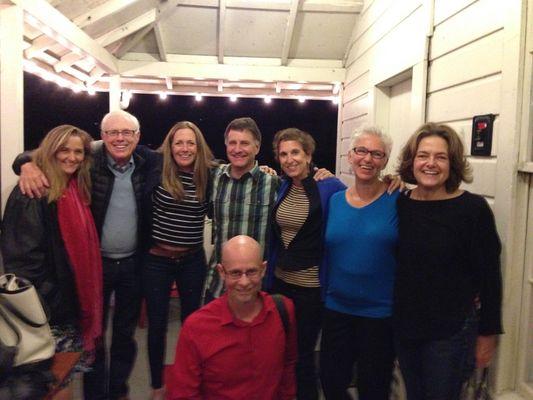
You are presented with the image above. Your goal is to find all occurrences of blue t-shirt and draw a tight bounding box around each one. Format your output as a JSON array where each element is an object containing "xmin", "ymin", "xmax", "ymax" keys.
[{"xmin": 324, "ymin": 189, "xmax": 399, "ymax": 318}]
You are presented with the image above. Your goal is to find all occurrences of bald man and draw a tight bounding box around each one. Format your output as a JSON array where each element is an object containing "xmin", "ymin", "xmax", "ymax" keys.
[{"xmin": 166, "ymin": 235, "xmax": 297, "ymax": 400}]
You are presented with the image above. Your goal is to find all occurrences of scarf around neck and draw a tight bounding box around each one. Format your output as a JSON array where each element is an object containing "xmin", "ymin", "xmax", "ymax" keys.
[{"xmin": 57, "ymin": 179, "xmax": 103, "ymax": 352}]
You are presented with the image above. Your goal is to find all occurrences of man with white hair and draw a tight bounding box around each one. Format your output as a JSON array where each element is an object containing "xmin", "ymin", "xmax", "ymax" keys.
[{"xmin": 16, "ymin": 110, "xmax": 154, "ymax": 400}]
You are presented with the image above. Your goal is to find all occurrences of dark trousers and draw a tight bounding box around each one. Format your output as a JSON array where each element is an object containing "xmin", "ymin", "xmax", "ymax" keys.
[
  {"xmin": 143, "ymin": 249, "xmax": 207, "ymax": 389},
  {"xmin": 395, "ymin": 314, "xmax": 477, "ymax": 400},
  {"xmin": 83, "ymin": 255, "xmax": 141, "ymax": 400},
  {"xmin": 320, "ymin": 308, "xmax": 395, "ymax": 400},
  {"xmin": 273, "ymin": 278, "xmax": 322, "ymax": 400}
]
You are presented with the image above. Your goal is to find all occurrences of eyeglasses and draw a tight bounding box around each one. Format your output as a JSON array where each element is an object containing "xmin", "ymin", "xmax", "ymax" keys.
[
  {"xmin": 222, "ymin": 267, "xmax": 261, "ymax": 280},
  {"xmin": 352, "ymin": 146, "xmax": 386, "ymax": 160},
  {"xmin": 104, "ymin": 129, "xmax": 137, "ymax": 138}
]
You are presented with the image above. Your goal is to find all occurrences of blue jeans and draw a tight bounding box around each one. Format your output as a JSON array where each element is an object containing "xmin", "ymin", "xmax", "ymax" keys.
[
  {"xmin": 395, "ymin": 313, "xmax": 478, "ymax": 400},
  {"xmin": 143, "ymin": 248, "xmax": 207, "ymax": 389},
  {"xmin": 84, "ymin": 254, "xmax": 142, "ymax": 400}
]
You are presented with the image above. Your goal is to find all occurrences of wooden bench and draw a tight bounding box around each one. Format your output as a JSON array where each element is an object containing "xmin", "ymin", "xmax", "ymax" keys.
[{"xmin": 44, "ymin": 352, "xmax": 81, "ymax": 399}]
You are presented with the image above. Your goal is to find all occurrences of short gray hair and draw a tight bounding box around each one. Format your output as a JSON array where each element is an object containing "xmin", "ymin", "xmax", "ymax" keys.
[
  {"xmin": 100, "ymin": 110, "xmax": 140, "ymax": 132},
  {"xmin": 351, "ymin": 126, "xmax": 393, "ymax": 157}
]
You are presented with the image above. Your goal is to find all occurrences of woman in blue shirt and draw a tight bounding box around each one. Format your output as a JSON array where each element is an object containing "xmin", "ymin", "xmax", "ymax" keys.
[{"xmin": 321, "ymin": 126, "xmax": 398, "ymax": 400}]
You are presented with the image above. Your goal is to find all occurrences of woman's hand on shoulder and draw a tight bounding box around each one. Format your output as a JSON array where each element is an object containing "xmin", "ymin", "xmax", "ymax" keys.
[
  {"xmin": 259, "ymin": 165, "xmax": 278, "ymax": 176},
  {"xmin": 382, "ymin": 174, "xmax": 405, "ymax": 194},
  {"xmin": 312, "ymin": 167, "xmax": 334, "ymax": 181}
]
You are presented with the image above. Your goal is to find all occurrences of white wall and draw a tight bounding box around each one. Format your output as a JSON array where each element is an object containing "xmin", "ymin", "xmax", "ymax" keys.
[
  {"xmin": 339, "ymin": 0, "xmax": 527, "ymax": 396},
  {"xmin": 338, "ymin": 0, "xmax": 428, "ymax": 185}
]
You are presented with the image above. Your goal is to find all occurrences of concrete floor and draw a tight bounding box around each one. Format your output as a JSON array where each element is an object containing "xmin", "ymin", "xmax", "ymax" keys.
[
  {"xmin": 72, "ymin": 298, "xmax": 182, "ymax": 400},
  {"xmin": 71, "ymin": 297, "xmax": 363, "ymax": 400}
]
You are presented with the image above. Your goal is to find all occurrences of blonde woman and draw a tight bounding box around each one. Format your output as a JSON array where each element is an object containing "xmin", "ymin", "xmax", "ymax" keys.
[
  {"xmin": 1, "ymin": 125, "xmax": 103, "ymax": 400},
  {"xmin": 141, "ymin": 121, "xmax": 216, "ymax": 400}
]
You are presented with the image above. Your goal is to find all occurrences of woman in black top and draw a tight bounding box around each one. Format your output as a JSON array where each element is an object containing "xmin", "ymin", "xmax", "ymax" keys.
[
  {"xmin": 394, "ymin": 123, "xmax": 503, "ymax": 400},
  {"xmin": 142, "ymin": 121, "xmax": 215, "ymax": 400}
]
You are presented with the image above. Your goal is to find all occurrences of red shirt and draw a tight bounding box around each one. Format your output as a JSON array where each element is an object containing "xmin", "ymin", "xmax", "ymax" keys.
[{"xmin": 166, "ymin": 291, "xmax": 297, "ymax": 400}]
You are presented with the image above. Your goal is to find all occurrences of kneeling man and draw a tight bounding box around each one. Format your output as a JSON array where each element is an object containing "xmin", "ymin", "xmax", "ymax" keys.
[{"xmin": 166, "ymin": 235, "xmax": 297, "ymax": 400}]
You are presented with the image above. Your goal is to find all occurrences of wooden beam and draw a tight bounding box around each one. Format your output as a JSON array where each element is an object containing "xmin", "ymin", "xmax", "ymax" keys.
[
  {"xmin": 281, "ymin": 0, "xmax": 300, "ymax": 66},
  {"xmin": 217, "ymin": 0, "xmax": 226, "ymax": 64},
  {"xmin": 153, "ymin": 22, "xmax": 167, "ymax": 61},
  {"xmin": 165, "ymin": 76, "xmax": 173, "ymax": 89},
  {"xmin": 24, "ymin": 34, "xmax": 55, "ymax": 58},
  {"xmin": 118, "ymin": 59, "xmax": 345, "ymax": 82},
  {"xmin": 73, "ymin": 0, "xmax": 139, "ymax": 28},
  {"xmin": 115, "ymin": 24, "xmax": 153, "ymax": 58},
  {"xmin": 178, "ymin": 0, "xmax": 363, "ymax": 13},
  {"xmin": 54, "ymin": 52, "xmax": 83, "ymax": 72},
  {"xmin": 86, "ymin": 65, "xmax": 105, "ymax": 86},
  {"xmin": 115, "ymin": 0, "xmax": 180, "ymax": 59},
  {"xmin": 96, "ymin": 9, "xmax": 157, "ymax": 47},
  {"xmin": 17, "ymin": 0, "xmax": 117, "ymax": 71}
]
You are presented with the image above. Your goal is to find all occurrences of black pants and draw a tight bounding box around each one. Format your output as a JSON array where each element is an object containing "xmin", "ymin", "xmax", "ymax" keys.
[
  {"xmin": 83, "ymin": 255, "xmax": 142, "ymax": 400},
  {"xmin": 143, "ymin": 249, "xmax": 207, "ymax": 389},
  {"xmin": 320, "ymin": 308, "xmax": 395, "ymax": 400},
  {"xmin": 272, "ymin": 278, "xmax": 322, "ymax": 400}
]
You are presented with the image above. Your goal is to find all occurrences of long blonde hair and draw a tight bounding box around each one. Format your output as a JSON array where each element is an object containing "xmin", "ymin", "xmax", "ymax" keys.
[
  {"xmin": 33, "ymin": 125, "xmax": 93, "ymax": 204},
  {"xmin": 160, "ymin": 121, "xmax": 215, "ymax": 202}
]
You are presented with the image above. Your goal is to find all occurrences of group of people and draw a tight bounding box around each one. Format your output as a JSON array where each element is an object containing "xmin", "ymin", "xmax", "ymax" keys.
[{"xmin": 0, "ymin": 110, "xmax": 502, "ymax": 400}]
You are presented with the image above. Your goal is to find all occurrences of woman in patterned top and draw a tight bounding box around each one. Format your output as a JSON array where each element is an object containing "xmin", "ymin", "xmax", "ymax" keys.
[
  {"xmin": 142, "ymin": 121, "xmax": 216, "ymax": 400},
  {"xmin": 265, "ymin": 128, "xmax": 346, "ymax": 400}
]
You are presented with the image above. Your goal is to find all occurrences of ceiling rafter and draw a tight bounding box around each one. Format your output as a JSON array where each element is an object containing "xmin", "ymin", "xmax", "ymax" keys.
[
  {"xmin": 115, "ymin": 23, "xmax": 153, "ymax": 58},
  {"xmin": 24, "ymin": 34, "xmax": 55, "ymax": 58},
  {"xmin": 118, "ymin": 59, "xmax": 345, "ymax": 83},
  {"xmin": 217, "ymin": 0, "xmax": 226, "ymax": 64},
  {"xmin": 281, "ymin": 0, "xmax": 301, "ymax": 66},
  {"xmin": 54, "ymin": 52, "xmax": 83, "ymax": 73},
  {"xmin": 114, "ymin": 0, "xmax": 180, "ymax": 60},
  {"xmin": 177, "ymin": 0, "xmax": 362, "ymax": 13},
  {"xmin": 153, "ymin": 22, "xmax": 167, "ymax": 61},
  {"xmin": 15, "ymin": 0, "xmax": 117, "ymax": 72},
  {"xmin": 86, "ymin": 65, "xmax": 105, "ymax": 86},
  {"xmin": 152, "ymin": 0, "xmax": 181, "ymax": 61},
  {"xmin": 165, "ymin": 76, "xmax": 173, "ymax": 89},
  {"xmin": 96, "ymin": 8, "xmax": 157, "ymax": 47},
  {"xmin": 72, "ymin": 0, "xmax": 139, "ymax": 28}
]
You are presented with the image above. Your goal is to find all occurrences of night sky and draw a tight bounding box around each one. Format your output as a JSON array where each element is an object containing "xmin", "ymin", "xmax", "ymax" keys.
[{"xmin": 24, "ymin": 72, "xmax": 338, "ymax": 173}]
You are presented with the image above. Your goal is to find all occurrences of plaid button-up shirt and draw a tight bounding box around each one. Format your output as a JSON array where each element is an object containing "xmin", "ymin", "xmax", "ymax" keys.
[{"xmin": 211, "ymin": 162, "xmax": 280, "ymax": 263}]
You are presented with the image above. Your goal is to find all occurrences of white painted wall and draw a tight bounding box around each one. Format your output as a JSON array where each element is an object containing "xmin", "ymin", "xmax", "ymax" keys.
[
  {"xmin": 0, "ymin": 5, "xmax": 24, "ymax": 216},
  {"xmin": 338, "ymin": 0, "xmax": 528, "ymax": 397}
]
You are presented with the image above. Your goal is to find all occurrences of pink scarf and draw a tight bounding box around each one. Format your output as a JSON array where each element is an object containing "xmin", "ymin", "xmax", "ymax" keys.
[{"xmin": 57, "ymin": 179, "xmax": 103, "ymax": 352}]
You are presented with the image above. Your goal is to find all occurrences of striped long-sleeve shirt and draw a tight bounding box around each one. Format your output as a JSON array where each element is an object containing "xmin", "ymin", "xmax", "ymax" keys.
[{"xmin": 151, "ymin": 171, "xmax": 207, "ymax": 247}]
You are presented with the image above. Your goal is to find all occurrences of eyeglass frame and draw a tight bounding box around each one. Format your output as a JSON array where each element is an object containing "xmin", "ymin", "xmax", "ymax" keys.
[
  {"xmin": 352, "ymin": 146, "xmax": 387, "ymax": 160},
  {"xmin": 221, "ymin": 265, "xmax": 263, "ymax": 280},
  {"xmin": 104, "ymin": 129, "xmax": 138, "ymax": 138}
]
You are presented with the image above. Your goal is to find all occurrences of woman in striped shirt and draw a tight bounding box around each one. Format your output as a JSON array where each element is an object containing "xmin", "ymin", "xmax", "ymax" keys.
[
  {"xmin": 142, "ymin": 121, "xmax": 215, "ymax": 400},
  {"xmin": 265, "ymin": 128, "xmax": 346, "ymax": 400}
]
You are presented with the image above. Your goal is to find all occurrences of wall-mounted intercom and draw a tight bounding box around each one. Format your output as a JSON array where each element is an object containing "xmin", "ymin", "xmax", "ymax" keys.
[{"xmin": 471, "ymin": 114, "xmax": 495, "ymax": 156}]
